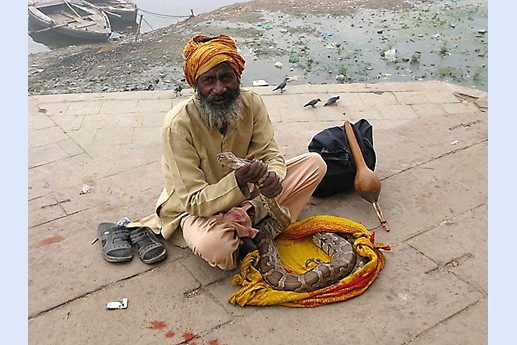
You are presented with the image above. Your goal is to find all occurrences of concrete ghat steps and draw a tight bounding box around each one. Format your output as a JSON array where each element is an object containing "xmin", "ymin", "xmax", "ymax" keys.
[{"xmin": 28, "ymin": 81, "xmax": 487, "ymax": 345}]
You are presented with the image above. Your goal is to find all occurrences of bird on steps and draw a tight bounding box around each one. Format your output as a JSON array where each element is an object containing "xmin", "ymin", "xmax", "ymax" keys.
[
  {"xmin": 273, "ymin": 77, "xmax": 289, "ymax": 93},
  {"xmin": 324, "ymin": 95, "xmax": 340, "ymax": 106},
  {"xmin": 174, "ymin": 84, "xmax": 183, "ymax": 97},
  {"xmin": 304, "ymin": 98, "xmax": 322, "ymax": 108}
]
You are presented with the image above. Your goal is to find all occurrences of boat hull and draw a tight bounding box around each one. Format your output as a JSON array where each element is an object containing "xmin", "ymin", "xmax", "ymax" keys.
[
  {"xmin": 28, "ymin": 1, "xmax": 111, "ymax": 43},
  {"xmin": 84, "ymin": 0, "xmax": 138, "ymax": 28}
]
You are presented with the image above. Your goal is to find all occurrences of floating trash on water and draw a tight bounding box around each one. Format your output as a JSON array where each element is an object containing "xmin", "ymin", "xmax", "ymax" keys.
[
  {"xmin": 384, "ymin": 48, "xmax": 397, "ymax": 61},
  {"xmin": 325, "ymin": 42, "xmax": 338, "ymax": 49},
  {"xmin": 274, "ymin": 61, "xmax": 283, "ymax": 69},
  {"xmin": 377, "ymin": 72, "xmax": 392, "ymax": 79}
]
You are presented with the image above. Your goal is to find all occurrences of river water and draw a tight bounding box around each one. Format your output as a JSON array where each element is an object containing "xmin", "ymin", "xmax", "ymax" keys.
[
  {"xmin": 28, "ymin": 0, "xmax": 249, "ymax": 54},
  {"xmin": 28, "ymin": 0, "xmax": 488, "ymax": 91}
]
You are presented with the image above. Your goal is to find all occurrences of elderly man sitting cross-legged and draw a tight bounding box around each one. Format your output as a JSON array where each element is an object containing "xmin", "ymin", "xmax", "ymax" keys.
[{"xmin": 97, "ymin": 34, "xmax": 327, "ymax": 269}]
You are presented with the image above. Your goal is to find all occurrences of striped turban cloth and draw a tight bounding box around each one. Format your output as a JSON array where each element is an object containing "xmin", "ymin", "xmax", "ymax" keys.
[{"xmin": 182, "ymin": 34, "xmax": 246, "ymax": 87}]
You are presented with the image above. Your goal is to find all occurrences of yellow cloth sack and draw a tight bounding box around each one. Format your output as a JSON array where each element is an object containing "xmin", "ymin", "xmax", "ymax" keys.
[{"xmin": 228, "ymin": 215, "xmax": 390, "ymax": 307}]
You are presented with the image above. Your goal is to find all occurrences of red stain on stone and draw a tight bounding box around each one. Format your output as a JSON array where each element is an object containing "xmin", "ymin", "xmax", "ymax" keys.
[
  {"xmin": 147, "ymin": 320, "xmax": 167, "ymax": 330},
  {"xmin": 182, "ymin": 332, "xmax": 196, "ymax": 342},
  {"xmin": 36, "ymin": 235, "xmax": 64, "ymax": 248},
  {"xmin": 146, "ymin": 322, "xmax": 221, "ymax": 345}
]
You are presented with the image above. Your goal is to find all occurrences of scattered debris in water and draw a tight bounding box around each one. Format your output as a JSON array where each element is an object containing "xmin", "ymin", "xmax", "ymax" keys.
[{"xmin": 28, "ymin": 0, "xmax": 487, "ymax": 95}]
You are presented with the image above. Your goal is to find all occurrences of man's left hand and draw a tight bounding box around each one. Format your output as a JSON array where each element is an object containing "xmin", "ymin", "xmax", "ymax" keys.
[{"xmin": 259, "ymin": 171, "xmax": 283, "ymax": 198}]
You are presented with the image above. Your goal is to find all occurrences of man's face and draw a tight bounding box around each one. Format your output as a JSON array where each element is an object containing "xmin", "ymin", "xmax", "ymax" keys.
[
  {"xmin": 196, "ymin": 62, "xmax": 240, "ymax": 108},
  {"xmin": 195, "ymin": 63, "xmax": 243, "ymax": 133}
]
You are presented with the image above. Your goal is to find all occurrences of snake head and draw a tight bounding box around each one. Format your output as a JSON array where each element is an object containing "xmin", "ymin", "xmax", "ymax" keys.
[
  {"xmin": 216, "ymin": 152, "xmax": 236, "ymax": 162},
  {"xmin": 217, "ymin": 152, "xmax": 253, "ymax": 169}
]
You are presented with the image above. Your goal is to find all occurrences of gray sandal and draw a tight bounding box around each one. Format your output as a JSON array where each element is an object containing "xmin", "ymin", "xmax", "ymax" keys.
[
  {"xmin": 128, "ymin": 227, "xmax": 167, "ymax": 264},
  {"xmin": 97, "ymin": 222, "xmax": 133, "ymax": 263}
]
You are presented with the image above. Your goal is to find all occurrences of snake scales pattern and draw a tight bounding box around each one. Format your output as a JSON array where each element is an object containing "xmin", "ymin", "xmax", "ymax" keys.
[{"xmin": 217, "ymin": 152, "xmax": 357, "ymax": 292}]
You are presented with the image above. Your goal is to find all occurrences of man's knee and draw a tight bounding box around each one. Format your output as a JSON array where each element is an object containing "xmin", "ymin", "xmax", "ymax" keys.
[
  {"xmin": 192, "ymin": 226, "xmax": 239, "ymax": 270},
  {"xmin": 306, "ymin": 152, "xmax": 327, "ymax": 174}
]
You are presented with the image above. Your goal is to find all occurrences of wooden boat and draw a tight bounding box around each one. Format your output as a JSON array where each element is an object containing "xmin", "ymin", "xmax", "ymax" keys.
[
  {"xmin": 80, "ymin": 0, "xmax": 138, "ymax": 28},
  {"xmin": 28, "ymin": 0, "xmax": 111, "ymax": 43}
]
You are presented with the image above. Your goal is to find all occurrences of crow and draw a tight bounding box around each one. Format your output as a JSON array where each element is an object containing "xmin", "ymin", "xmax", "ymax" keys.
[
  {"xmin": 272, "ymin": 77, "xmax": 289, "ymax": 93},
  {"xmin": 304, "ymin": 98, "xmax": 322, "ymax": 108},
  {"xmin": 324, "ymin": 95, "xmax": 340, "ymax": 106},
  {"xmin": 174, "ymin": 84, "xmax": 183, "ymax": 97}
]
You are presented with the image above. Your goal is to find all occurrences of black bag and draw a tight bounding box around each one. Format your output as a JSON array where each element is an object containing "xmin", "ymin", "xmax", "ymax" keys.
[{"xmin": 308, "ymin": 119, "xmax": 376, "ymax": 197}]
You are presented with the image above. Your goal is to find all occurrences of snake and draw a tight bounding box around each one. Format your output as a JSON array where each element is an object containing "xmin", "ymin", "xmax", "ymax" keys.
[
  {"xmin": 217, "ymin": 152, "xmax": 357, "ymax": 292},
  {"xmin": 216, "ymin": 152, "xmax": 292, "ymax": 228}
]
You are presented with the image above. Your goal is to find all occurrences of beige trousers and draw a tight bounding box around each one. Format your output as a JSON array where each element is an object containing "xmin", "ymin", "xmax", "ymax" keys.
[{"xmin": 181, "ymin": 152, "xmax": 327, "ymax": 270}]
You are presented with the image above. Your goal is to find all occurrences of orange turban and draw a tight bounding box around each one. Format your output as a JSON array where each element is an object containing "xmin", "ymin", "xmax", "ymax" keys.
[{"xmin": 182, "ymin": 34, "xmax": 246, "ymax": 87}]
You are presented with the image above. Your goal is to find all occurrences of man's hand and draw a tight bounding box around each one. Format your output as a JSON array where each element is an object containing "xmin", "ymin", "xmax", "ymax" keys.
[
  {"xmin": 234, "ymin": 154, "xmax": 267, "ymax": 190},
  {"xmin": 258, "ymin": 171, "xmax": 283, "ymax": 198},
  {"xmin": 234, "ymin": 154, "xmax": 282, "ymax": 198}
]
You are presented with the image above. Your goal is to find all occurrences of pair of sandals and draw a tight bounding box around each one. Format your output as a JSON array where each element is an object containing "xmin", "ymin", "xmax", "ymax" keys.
[{"xmin": 97, "ymin": 222, "xmax": 167, "ymax": 264}]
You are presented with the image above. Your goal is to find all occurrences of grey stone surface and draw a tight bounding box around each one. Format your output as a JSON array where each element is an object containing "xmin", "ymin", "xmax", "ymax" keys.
[{"xmin": 28, "ymin": 81, "xmax": 488, "ymax": 345}]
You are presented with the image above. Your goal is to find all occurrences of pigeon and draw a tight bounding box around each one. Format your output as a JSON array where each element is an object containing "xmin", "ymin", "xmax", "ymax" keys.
[
  {"xmin": 272, "ymin": 77, "xmax": 289, "ymax": 93},
  {"xmin": 303, "ymin": 98, "xmax": 322, "ymax": 108},
  {"xmin": 174, "ymin": 84, "xmax": 183, "ymax": 97},
  {"xmin": 324, "ymin": 95, "xmax": 340, "ymax": 106}
]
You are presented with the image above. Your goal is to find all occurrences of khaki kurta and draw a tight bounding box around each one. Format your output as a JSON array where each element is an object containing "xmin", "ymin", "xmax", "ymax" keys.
[{"xmin": 131, "ymin": 89, "xmax": 286, "ymax": 243}]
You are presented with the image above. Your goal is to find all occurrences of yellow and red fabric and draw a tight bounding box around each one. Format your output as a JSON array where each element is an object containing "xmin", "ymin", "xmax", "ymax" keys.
[
  {"xmin": 228, "ymin": 215, "xmax": 390, "ymax": 307},
  {"xmin": 182, "ymin": 34, "xmax": 246, "ymax": 87}
]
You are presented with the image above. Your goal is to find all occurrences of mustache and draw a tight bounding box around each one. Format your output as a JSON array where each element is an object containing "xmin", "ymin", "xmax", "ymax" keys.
[
  {"xmin": 208, "ymin": 94, "xmax": 228, "ymax": 102},
  {"xmin": 206, "ymin": 89, "xmax": 239, "ymax": 104}
]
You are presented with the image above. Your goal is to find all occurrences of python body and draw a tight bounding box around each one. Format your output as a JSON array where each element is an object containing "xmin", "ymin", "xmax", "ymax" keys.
[{"xmin": 217, "ymin": 152, "xmax": 357, "ymax": 292}]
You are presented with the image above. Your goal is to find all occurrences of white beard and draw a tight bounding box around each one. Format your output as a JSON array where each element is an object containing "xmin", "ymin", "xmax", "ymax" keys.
[{"xmin": 197, "ymin": 89, "xmax": 244, "ymax": 133}]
